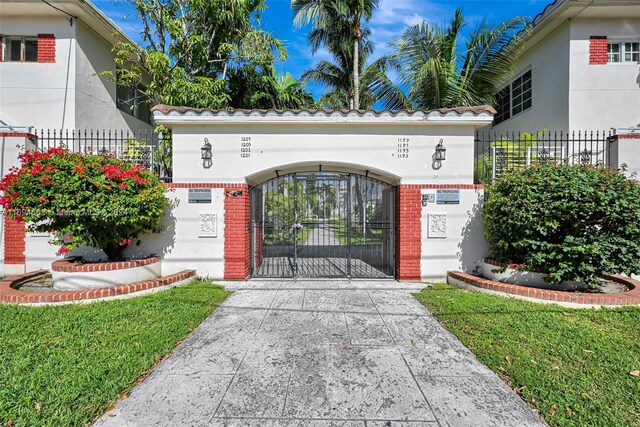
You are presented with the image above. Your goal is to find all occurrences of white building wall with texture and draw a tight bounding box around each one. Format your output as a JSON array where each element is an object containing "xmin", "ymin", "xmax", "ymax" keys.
[
  {"xmin": 568, "ymin": 18, "xmax": 640, "ymax": 131},
  {"xmin": 0, "ymin": 15, "xmax": 76, "ymax": 129}
]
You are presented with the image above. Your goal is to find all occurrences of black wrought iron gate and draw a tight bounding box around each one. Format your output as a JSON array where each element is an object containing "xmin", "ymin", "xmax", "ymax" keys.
[{"xmin": 250, "ymin": 173, "xmax": 395, "ymax": 278}]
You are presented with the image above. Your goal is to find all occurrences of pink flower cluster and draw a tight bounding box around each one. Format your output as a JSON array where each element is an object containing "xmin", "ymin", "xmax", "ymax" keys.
[{"xmin": 102, "ymin": 164, "xmax": 148, "ymax": 186}]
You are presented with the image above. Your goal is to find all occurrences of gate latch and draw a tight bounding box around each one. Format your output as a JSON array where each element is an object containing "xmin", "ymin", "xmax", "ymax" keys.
[{"xmin": 293, "ymin": 223, "xmax": 304, "ymax": 231}]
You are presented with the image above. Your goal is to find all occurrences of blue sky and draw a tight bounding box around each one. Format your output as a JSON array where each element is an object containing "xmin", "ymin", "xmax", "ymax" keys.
[{"xmin": 96, "ymin": 0, "xmax": 548, "ymax": 98}]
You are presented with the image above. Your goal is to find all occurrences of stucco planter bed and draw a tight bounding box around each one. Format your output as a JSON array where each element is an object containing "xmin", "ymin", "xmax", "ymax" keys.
[{"xmin": 51, "ymin": 257, "xmax": 161, "ymax": 290}]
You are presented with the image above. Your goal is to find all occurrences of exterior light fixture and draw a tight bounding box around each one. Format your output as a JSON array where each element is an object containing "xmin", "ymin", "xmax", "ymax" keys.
[
  {"xmin": 201, "ymin": 138, "xmax": 212, "ymax": 169},
  {"xmin": 434, "ymin": 139, "xmax": 446, "ymax": 161},
  {"xmin": 431, "ymin": 139, "xmax": 447, "ymax": 170}
]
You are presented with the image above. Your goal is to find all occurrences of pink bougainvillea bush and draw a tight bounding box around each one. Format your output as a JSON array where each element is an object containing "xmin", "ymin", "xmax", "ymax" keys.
[{"xmin": 0, "ymin": 148, "xmax": 168, "ymax": 261}]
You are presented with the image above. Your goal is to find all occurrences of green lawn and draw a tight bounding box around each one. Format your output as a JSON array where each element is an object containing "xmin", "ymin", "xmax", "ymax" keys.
[
  {"xmin": 414, "ymin": 284, "xmax": 640, "ymax": 427},
  {"xmin": 0, "ymin": 279, "xmax": 229, "ymax": 427},
  {"xmin": 329, "ymin": 219, "xmax": 383, "ymax": 245}
]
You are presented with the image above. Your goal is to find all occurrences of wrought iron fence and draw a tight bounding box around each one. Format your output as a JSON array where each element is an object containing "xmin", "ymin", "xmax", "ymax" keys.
[
  {"xmin": 33, "ymin": 129, "xmax": 171, "ymax": 182},
  {"xmin": 475, "ymin": 130, "xmax": 612, "ymax": 183}
]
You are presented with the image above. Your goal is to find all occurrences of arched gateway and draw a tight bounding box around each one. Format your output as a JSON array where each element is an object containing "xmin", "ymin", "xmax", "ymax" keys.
[
  {"xmin": 148, "ymin": 105, "xmax": 495, "ymax": 282},
  {"xmin": 250, "ymin": 172, "xmax": 395, "ymax": 278}
]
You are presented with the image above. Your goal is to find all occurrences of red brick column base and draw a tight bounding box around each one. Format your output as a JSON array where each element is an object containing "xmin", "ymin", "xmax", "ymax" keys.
[
  {"xmin": 224, "ymin": 184, "xmax": 250, "ymax": 280},
  {"xmin": 395, "ymin": 185, "xmax": 421, "ymax": 281},
  {"xmin": 4, "ymin": 218, "xmax": 26, "ymax": 275}
]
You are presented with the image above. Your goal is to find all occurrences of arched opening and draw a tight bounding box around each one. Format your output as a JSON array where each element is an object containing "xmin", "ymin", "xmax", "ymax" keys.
[{"xmin": 250, "ymin": 171, "xmax": 396, "ymax": 279}]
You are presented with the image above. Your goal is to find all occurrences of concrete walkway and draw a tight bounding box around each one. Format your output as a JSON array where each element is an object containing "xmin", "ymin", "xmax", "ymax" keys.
[{"xmin": 96, "ymin": 281, "xmax": 546, "ymax": 427}]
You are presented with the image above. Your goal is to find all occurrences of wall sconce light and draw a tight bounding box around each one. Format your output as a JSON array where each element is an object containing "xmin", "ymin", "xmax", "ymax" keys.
[
  {"xmin": 435, "ymin": 139, "xmax": 446, "ymax": 161},
  {"xmin": 201, "ymin": 138, "xmax": 212, "ymax": 169},
  {"xmin": 432, "ymin": 139, "xmax": 446, "ymax": 170}
]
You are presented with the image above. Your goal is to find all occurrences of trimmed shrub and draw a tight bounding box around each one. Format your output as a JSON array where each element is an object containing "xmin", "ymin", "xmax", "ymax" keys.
[
  {"xmin": 0, "ymin": 148, "xmax": 168, "ymax": 260},
  {"xmin": 484, "ymin": 164, "xmax": 640, "ymax": 286}
]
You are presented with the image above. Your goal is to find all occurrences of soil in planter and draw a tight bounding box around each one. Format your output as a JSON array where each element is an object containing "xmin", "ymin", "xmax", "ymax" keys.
[
  {"xmin": 584, "ymin": 279, "xmax": 630, "ymax": 294},
  {"xmin": 12, "ymin": 273, "xmax": 54, "ymax": 292}
]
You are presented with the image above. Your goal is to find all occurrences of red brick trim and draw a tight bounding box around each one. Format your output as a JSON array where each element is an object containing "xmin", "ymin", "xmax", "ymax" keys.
[
  {"xmin": 164, "ymin": 183, "xmax": 247, "ymax": 189},
  {"xmin": 4, "ymin": 218, "xmax": 25, "ymax": 265},
  {"xmin": 0, "ymin": 269, "xmax": 196, "ymax": 304},
  {"xmin": 51, "ymin": 256, "xmax": 160, "ymax": 272},
  {"xmin": 448, "ymin": 270, "xmax": 640, "ymax": 306},
  {"xmin": 37, "ymin": 34, "xmax": 55, "ymax": 63},
  {"xmin": 613, "ymin": 134, "xmax": 640, "ymax": 140},
  {"xmin": 589, "ymin": 36, "xmax": 608, "ymax": 65},
  {"xmin": 224, "ymin": 184, "xmax": 250, "ymax": 280},
  {"xmin": 0, "ymin": 132, "xmax": 37, "ymax": 139},
  {"xmin": 396, "ymin": 185, "xmax": 421, "ymax": 281},
  {"xmin": 396, "ymin": 184, "xmax": 485, "ymax": 190}
]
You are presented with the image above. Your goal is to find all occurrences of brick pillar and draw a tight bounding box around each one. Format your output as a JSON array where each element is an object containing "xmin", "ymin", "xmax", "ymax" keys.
[
  {"xmin": 224, "ymin": 184, "xmax": 250, "ymax": 280},
  {"xmin": 37, "ymin": 34, "xmax": 56, "ymax": 63},
  {"xmin": 395, "ymin": 185, "xmax": 421, "ymax": 281},
  {"xmin": 4, "ymin": 218, "xmax": 26, "ymax": 276},
  {"xmin": 589, "ymin": 36, "xmax": 607, "ymax": 65}
]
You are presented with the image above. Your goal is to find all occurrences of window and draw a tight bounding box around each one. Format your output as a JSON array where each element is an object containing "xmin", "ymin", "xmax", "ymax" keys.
[
  {"xmin": 494, "ymin": 70, "xmax": 532, "ymax": 125},
  {"xmin": 2, "ymin": 36, "xmax": 38, "ymax": 62},
  {"xmin": 607, "ymin": 41, "xmax": 639, "ymax": 63},
  {"xmin": 494, "ymin": 87, "xmax": 511, "ymax": 125},
  {"xmin": 116, "ymin": 83, "xmax": 151, "ymax": 124}
]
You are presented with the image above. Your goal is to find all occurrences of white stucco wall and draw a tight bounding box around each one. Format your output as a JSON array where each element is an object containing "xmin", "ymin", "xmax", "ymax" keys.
[
  {"xmin": 170, "ymin": 123, "xmax": 478, "ymax": 185},
  {"xmin": 490, "ymin": 21, "xmax": 571, "ymax": 133},
  {"xmin": 74, "ymin": 21, "xmax": 153, "ymax": 132},
  {"xmin": 420, "ymin": 188, "xmax": 487, "ymax": 281},
  {"xmin": 0, "ymin": 15, "xmax": 76, "ymax": 129},
  {"xmin": 125, "ymin": 188, "xmax": 226, "ymax": 278},
  {"xmin": 25, "ymin": 187, "xmax": 226, "ymax": 278},
  {"xmin": 568, "ymin": 18, "xmax": 640, "ymax": 131}
]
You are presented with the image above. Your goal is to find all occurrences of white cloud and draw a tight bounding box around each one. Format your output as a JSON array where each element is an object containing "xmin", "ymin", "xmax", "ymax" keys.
[{"xmin": 368, "ymin": 0, "xmax": 454, "ymax": 58}]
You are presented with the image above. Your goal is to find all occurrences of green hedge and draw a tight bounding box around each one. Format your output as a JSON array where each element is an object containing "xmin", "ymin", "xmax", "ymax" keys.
[{"xmin": 484, "ymin": 164, "xmax": 640, "ymax": 285}]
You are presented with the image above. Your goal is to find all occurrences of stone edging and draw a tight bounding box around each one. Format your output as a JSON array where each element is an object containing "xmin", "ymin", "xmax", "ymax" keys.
[
  {"xmin": 0, "ymin": 269, "xmax": 196, "ymax": 304},
  {"xmin": 448, "ymin": 270, "xmax": 640, "ymax": 306},
  {"xmin": 51, "ymin": 257, "xmax": 160, "ymax": 272}
]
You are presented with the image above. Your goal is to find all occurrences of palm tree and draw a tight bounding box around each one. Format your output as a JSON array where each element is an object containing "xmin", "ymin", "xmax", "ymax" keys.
[
  {"xmin": 391, "ymin": 8, "xmax": 528, "ymax": 109},
  {"xmin": 250, "ymin": 66, "xmax": 315, "ymax": 109},
  {"xmin": 300, "ymin": 15, "xmax": 406, "ymax": 109},
  {"xmin": 292, "ymin": 0, "xmax": 380, "ymax": 109},
  {"xmin": 304, "ymin": 54, "xmax": 406, "ymax": 110}
]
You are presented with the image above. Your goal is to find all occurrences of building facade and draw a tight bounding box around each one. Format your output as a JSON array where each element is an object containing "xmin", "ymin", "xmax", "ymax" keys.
[
  {"xmin": 0, "ymin": 0, "xmax": 152, "ymax": 132},
  {"xmin": 491, "ymin": 0, "xmax": 640, "ymax": 133}
]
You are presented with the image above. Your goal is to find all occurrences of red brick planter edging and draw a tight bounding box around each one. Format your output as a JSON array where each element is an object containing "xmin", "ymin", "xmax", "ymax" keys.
[
  {"xmin": 0, "ymin": 269, "xmax": 196, "ymax": 304},
  {"xmin": 448, "ymin": 270, "xmax": 640, "ymax": 306},
  {"xmin": 51, "ymin": 257, "xmax": 160, "ymax": 272}
]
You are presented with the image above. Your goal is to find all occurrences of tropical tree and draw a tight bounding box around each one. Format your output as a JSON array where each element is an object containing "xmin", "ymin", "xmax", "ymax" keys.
[
  {"xmin": 249, "ymin": 67, "xmax": 316, "ymax": 109},
  {"xmin": 391, "ymin": 8, "xmax": 528, "ymax": 110},
  {"xmin": 103, "ymin": 0, "xmax": 286, "ymax": 109},
  {"xmin": 292, "ymin": 0, "xmax": 381, "ymax": 110},
  {"xmin": 295, "ymin": 5, "xmax": 405, "ymax": 110}
]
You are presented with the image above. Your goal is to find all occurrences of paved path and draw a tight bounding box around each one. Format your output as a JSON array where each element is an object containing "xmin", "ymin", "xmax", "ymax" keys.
[
  {"xmin": 96, "ymin": 281, "xmax": 546, "ymax": 427},
  {"xmin": 303, "ymin": 222, "xmax": 340, "ymax": 246}
]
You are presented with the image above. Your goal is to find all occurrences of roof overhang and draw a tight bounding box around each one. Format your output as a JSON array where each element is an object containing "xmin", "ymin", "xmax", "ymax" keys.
[
  {"xmin": 522, "ymin": 0, "xmax": 640, "ymax": 54},
  {"xmin": 152, "ymin": 105, "xmax": 496, "ymax": 129},
  {"xmin": 0, "ymin": 0, "xmax": 137, "ymax": 47}
]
